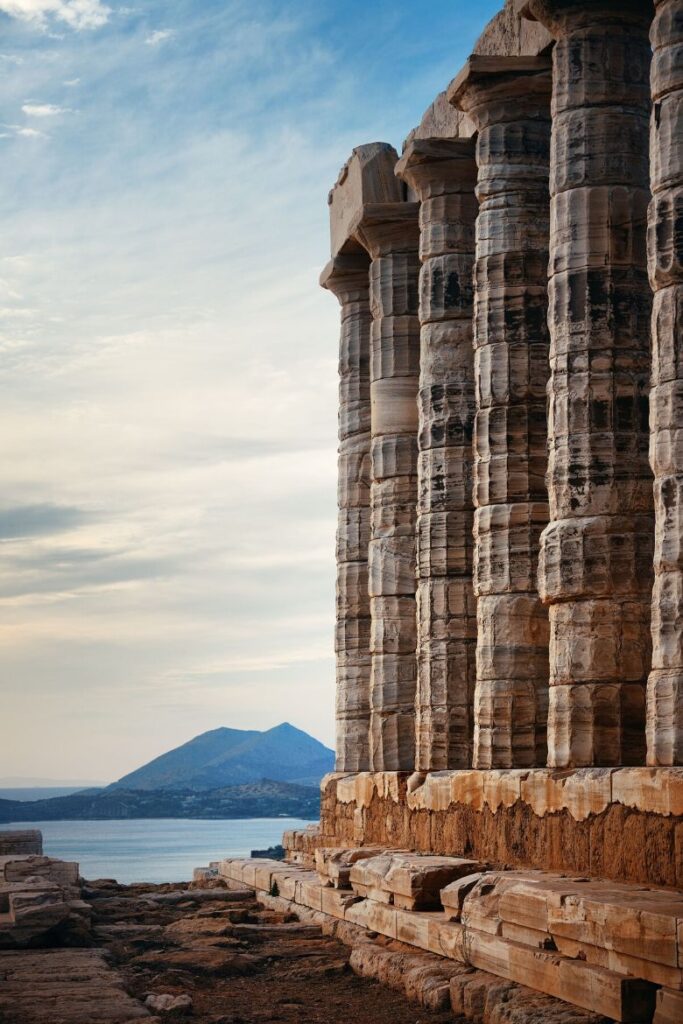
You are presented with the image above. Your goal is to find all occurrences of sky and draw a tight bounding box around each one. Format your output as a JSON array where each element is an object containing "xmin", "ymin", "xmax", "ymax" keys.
[{"xmin": 0, "ymin": 0, "xmax": 500, "ymax": 783}]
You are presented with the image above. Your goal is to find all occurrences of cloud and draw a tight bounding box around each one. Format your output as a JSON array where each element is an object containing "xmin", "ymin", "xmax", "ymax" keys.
[
  {"xmin": 22, "ymin": 102, "xmax": 70, "ymax": 116},
  {"xmin": 0, "ymin": 503, "xmax": 89, "ymax": 540},
  {"xmin": 145, "ymin": 28, "xmax": 173, "ymax": 46},
  {"xmin": 0, "ymin": 0, "xmax": 109, "ymax": 30},
  {"xmin": 2, "ymin": 123, "xmax": 47, "ymax": 138}
]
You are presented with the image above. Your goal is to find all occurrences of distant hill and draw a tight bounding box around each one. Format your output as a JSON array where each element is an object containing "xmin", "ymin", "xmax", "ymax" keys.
[
  {"xmin": 0, "ymin": 779, "xmax": 320, "ymax": 823},
  {"xmin": 109, "ymin": 722, "xmax": 334, "ymax": 791}
]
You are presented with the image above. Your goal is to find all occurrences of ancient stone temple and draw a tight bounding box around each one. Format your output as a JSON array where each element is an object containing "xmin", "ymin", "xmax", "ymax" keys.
[{"xmin": 217, "ymin": 3, "xmax": 683, "ymax": 1022}]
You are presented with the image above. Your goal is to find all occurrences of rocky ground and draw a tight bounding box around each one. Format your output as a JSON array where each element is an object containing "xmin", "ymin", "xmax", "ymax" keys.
[{"xmin": 84, "ymin": 877, "xmax": 456, "ymax": 1024}]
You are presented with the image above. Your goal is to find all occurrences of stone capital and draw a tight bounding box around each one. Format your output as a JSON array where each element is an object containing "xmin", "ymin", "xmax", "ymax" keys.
[
  {"xmin": 395, "ymin": 139, "xmax": 477, "ymax": 200},
  {"xmin": 320, "ymin": 253, "xmax": 371, "ymax": 305},
  {"xmin": 523, "ymin": 0, "xmax": 654, "ymax": 34},
  {"xmin": 448, "ymin": 55, "xmax": 552, "ymax": 130},
  {"xmin": 350, "ymin": 203, "xmax": 420, "ymax": 259}
]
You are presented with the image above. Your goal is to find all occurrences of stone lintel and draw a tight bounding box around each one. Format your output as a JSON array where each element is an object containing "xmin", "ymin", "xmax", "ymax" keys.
[
  {"xmin": 319, "ymin": 252, "xmax": 371, "ymax": 301},
  {"xmin": 524, "ymin": 0, "xmax": 654, "ymax": 34},
  {"xmin": 447, "ymin": 54, "xmax": 552, "ymax": 115},
  {"xmin": 349, "ymin": 202, "xmax": 420, "ymax": 259},
  {"xmin": 328, "ymin": 143, "xmax": 404, "ymax": 259},
  {"xmin": 395, "ymin": 138, "xmax": 477, "ymax": 197}
]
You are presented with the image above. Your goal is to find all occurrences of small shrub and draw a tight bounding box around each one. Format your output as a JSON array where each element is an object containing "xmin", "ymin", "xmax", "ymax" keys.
[{"xmin": 270, "ymin": 880, "xmax": 280, "ymax": 897}]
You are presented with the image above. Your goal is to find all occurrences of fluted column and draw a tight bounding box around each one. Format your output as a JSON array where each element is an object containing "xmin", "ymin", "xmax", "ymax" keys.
[
  {"xmin": 355, "ymin": 204, "xmax": 421, "ymax": 771},
  {"xmin": 528, "ymin": 0, "xmax": 654, "ymax": 767},
  {"xmin": 648, "ymin": 0, "xmax": 683, "ymax": 765},
  {"xmin": 450, "ymin": 57, "xmax": 551, "ymax": 769},
  {"xmin": 396, "ymin": 140, "xmax": 478, "ymax": 770},
  {"xmin": 321, "ymin": 254, "xmax": 373, "ymax": 771}
]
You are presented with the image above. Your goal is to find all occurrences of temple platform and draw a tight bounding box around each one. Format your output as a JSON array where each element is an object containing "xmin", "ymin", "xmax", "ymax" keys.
[{"xmin": 284, "ymin": 769, "xmax": 683, "ymax": 890}]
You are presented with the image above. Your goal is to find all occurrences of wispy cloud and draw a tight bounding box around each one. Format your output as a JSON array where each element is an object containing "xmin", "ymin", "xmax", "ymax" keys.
[
  {"xmin": 145, "ymin": 28, "xmax": 173, "ymax": 46},
  {"xmin": 0, "ymin": 0, "xmax": 110, "ymax": 30},
  {"xmin": 2, "ymin": 123, "xmax": 47, "ymax": 137},
  {"xmin": 22, "ymin": 102, "xmax": 70, "ymax": 116}
]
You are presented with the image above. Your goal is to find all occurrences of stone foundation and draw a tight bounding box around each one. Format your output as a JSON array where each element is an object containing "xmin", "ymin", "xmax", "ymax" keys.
[{"xmin": 319, "ymin": 769, "xmax": 683, "ymax": 888}]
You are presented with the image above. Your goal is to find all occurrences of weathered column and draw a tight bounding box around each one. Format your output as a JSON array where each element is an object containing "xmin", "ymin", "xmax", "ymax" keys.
[
  {"xmin": 648, "ymin": 0, "xmax": 683, "ymax": 765},
  {"xmin": 395, "ymin": 140, "xmax": 478, "ymax": 770},
  {"xmin": 450, "ymin": 56, "xmax": 552, "ymax": 769},
  {"xmin": 354, "ymin": 204, "xmax": 421, "ymax": 771},
  {"xmin": 321, "ymin": 253, "xmax": 372, "ymax": 771},
  {"xmin": 528, "ymin": 0, "xmax": 654, "ymax": 767}
]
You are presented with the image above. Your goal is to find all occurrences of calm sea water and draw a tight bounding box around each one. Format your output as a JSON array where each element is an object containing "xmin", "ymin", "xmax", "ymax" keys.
[{"xmin": 1, "ymin": 818, "xmax": 311, "ymax": 884}]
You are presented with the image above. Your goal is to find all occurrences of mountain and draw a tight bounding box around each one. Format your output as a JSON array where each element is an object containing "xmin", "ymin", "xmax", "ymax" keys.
[
  {"xmin": 0, "ymin": 779, "xmax": 320, "ymax": 823},
  {"xmin": 109, "ymin": 722, "xmax": 334, "ymax": 791}
]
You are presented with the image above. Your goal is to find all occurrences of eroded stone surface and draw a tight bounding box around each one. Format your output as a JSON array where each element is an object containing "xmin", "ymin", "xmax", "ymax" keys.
[
  {"xmin": 396, "ymin": 138, "xmax": 478, "ymax": 771},
  {"xmin": 450, "ymin": 54, "xmax": 551, "ymax": 769},
  {"xmin": 527, "ymin": 0, "xmax": 655, "ymax": 767}
]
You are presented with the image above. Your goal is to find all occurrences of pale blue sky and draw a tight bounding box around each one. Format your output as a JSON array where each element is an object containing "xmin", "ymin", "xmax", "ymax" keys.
[{"xmin": 0, "ymin": 0, "xmax": 501, "ymax": 781}]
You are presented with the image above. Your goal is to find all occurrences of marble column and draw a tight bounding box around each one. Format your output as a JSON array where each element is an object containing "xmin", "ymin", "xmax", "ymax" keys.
[
  {"xmin": 354, "ymin": 204, "xmax": 421, "ymax": 771},
  {"xmin": 648, "ymin": 0, "xmax": 683, "ymax": 765},
  {"xmin": 528, "ymin": 0, "xmax": 654, "ymax": 767},
  {"xmin": 396, "ymin": 139, "xmax": 478, "ymax": 770},
  {"xmin": 450, "ymin": 56, "xmax": 552, "ymax": 769},
  {"xmin": 321, "ymin": 253, "xmax": 373, "ymax": 771}
]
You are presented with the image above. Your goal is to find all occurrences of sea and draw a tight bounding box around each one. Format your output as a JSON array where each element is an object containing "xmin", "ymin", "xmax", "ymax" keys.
[{"xmin": 0, "ymin": 818, "xmax": 312, "ymax": 885}]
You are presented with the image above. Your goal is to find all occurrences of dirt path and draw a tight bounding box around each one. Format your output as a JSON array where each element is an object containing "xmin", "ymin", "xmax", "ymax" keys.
[{"xmin": 88, "ymin": 878, "xmax": 459, "ymax": 1024}]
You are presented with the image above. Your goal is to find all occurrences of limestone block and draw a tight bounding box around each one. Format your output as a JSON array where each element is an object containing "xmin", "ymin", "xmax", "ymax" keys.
[
  {"xmin": 440, "ymin": 873, "xmax": 486, "ymax": 922},
  {"xmin": 417, "ymin": 446, "xmax": 472, "ymax": 513},
  {"xmin": 371, "ymin": 435, "xmax": 417, "ymax": 481},
  {"xmin": 416, "ymin": 510, "xmax": 472, "ymax": 578},
  {"xmin": 475, "ymin": 341, "xmax": 549, "ymax": 407},
  {"xmin": 337, "ymin": 436, "xmax": 371, "ymax": 510},
  {"xmin": 419, "ymin": 193, "xmax": 478, "ymax": 260},
  {"xmin": 336, "ymin": 506, "xmax": 370, "ymax": 565},
  {"xmin": 550, "ymin": 187, "xmax": 649, "ymax": 276},
  {"xmin": 473, "ymin": 405, "xmax": 548, "ymax": 505},
  {"xmin": 551, "ymin": 109, "xmax": 649, "ymax": 195},
  {"xmin": 650, "ymin": 90, "xmax": 683, "ymax": 193},
  {"xmin": 648, "ymin": 187, "xmax": 683, "ymax": 289},
  {"xmin": 647, "ymin": 669, "xmax": 683, "ymax": 766},
  {"xmin": 464, "ymin": 928, "xmax": 656, "ymax": 1022},
  {"xmin": 474, "ymin": 502, "xmax": 547, "ymax": 594},
  {"xmin": 538, "ymin": 515, "xmax": 654, "ymax": 602},
  {"xmin": 314, "ymin": 846, "xmax": 391, "ymax": 889},
  {"xmin": 547, "ymin": 599, "xmax": 652, "ymax": 686},
  {"xmin": 319, "ymin": 886, "xmax": 361, "ymax": 919},
  {"xmin": 419, "ymin": 320, "xmax": 474, "ymax": 381},
  {"xmin": 368, "ymin": 533, "xmax": 416, "ymax": 597},
  {"xmin": 419, "ymin": 254, "xmax": 474, "ymax": 323},
  {"xmin": 384, "ymin": 855, "xmax": 486, "ymax": 911},
  {"xmin": 654, "ymin": 988, "xmax": 683, "ymax": 1024},
  {"xmin": 370, "ymin": 377, "xmax": 419, "ymax": 436},
  {"xmin": 414, "ymin": 700, "xmax": 474, "ymax": 772},
  {"xmin": 417, "ymin": 577, "xmax": 477, "ymax": 642},
  {"xmin": 652, "ymin": 286, "xmax": 683, "ymax": 387},
  {"xmin": 476, "ymin": 594, "xmax": 549, "ymax": 681},
  {"xmin": 369, "ymin": 596, "xmax": 416, "ymax": 654},
  {"xmin": 547, "ymin": 682, "xmax": 647, "ymax": 768},
  {"xmin": 328, "ymin": 143, "xmax": 404, "ymax": 258},
  {"xmin": 370, "ymin": 315, "xmax": 420, "ymax": 380},
  {"xmin": 473, "ymin": 678, "xmax": 548, "ymax": 769}
]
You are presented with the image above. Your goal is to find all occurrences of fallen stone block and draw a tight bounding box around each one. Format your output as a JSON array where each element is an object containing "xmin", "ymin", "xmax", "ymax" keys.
[
  {"xmin": 442, "ymin": 872, "xmax": 486, "ymax": 921},
  {"xmin": 385, "ymin": 854, "xmax": 485, "ymax": 910},
  {"xmin": 314, "ymin": 846, "xmax": 390, "ymax": 889},
  {"xmin": 0, "ymin": 830, "xmax": 43, "ymax": 856}
]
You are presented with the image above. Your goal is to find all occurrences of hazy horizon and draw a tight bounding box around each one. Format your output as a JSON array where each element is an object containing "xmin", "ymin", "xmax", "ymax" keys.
[{"xmin": 0, "ymin": 0, "xmax": 500, "ymax": 781}]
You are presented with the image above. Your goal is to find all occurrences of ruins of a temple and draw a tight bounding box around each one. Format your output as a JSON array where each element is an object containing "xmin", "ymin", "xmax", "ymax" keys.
[{"xmin": 216, "ymin": 3, "xmax": 683, "ymax": 1022}]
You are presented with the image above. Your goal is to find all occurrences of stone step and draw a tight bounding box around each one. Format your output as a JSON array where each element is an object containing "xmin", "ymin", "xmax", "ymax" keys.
[
  {"xmin": 349, "ymin": 851, "xmax": 484, "ymax": 910},
  {"xmin": 218, "ymin": 856, "xmax": 660, "ymax": 1022}
]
